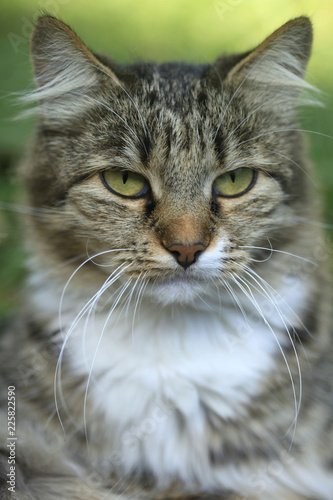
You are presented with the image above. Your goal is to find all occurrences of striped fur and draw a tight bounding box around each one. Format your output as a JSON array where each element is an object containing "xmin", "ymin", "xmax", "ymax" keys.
[{"xmin": 0, "ymin": 15, "xmax": 332, "ymax": 500}]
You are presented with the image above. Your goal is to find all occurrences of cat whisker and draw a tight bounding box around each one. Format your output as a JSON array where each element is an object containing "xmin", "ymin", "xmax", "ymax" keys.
[
  {"xmin": 58, "ymin": 262, "xmax": 131, "ymax": 423},
  {"xmin": 59, "ymin": 249, "xmax": 134, "ymax": 333},
  {"xmin": 91, "ymin": 63, "xmax": 152, "ymax": 149},
  {"xmin": 83, "ymin": 276, "xmax": 133, "ymax": 453},
  {"xmin": 99, "ymin": 137, "xmax": 143, "ymax": 157},
  {"xmin": 239, "ymin": 267, "xmax": 304, "ymax": 438},
  {"xmin": 229, "ymin": 272, "xmax": 300, "ymax": 443},
  {"xmin": 213, "ymin": 280, "xmax": 223, "ymax": 314},
  {"xmin": 0, "ymin": 201, "xmax": 56, "ymax": 216},
  {"xmin": 239, "ymin": 245, "xmax": 316, "ymax": 265},
  {"xmin": 243, "ymin": 265, "xmax": 314, "ymax": 346},
  {"xmin": 96, "ymin": 272, "xmax": 145, "ymax": 349},
  {"xmin": 249, "ymin": 237, "xmax": 275, "ymax": 262},
  {"xmin": 257, "ymin": 147, "xmax": 317, "ymax": 186},
  {"xmin": 59, "ymin": 266, "xmax": 132, "ymax": 420},
  {"xmin": 56, "ymin": 250, "xmax": 134, "ymax": 432},
  {"xmin": 214, "ymin": 52, "xmax": 269, "ymax": 140},
  {"xmin": 81, "ymin": 271, "xmax": 132, "ymax": 371},
  {"xmin": 53, "ymin": 253, "xmax": 88, "ymax": 271},
  {"xmin": 222, "ymin": 127, "xmax": 332, "ymax": 158},
  {"xmin": 124, "ymin": 271, "xmax": 143, "ymax": 321},
  {"xmin": 291, "ymin": 216, "xmax": 333, "ymax": 230},
  {"xmin": 219, "ymin": 278, "xmax": 251, "ymax": 330},
  {"xmin": 70, "ymin": 91, "xmax": 148, "ymax": 155},
  {"xmin": 222, "ymin": 97, "xmax": 284, "ymax": 147},
  {"xmin": 197, "ymin": 288, "xmax": 219, "ymax": 311},
  {"xmin": 103, "ymin": 471, "xmax": 144, "ymax": 500},
  {"xmin": 55, "ymin": 262, "xmax": 130, "ymax": 432},
  {"xmin": 244, "ymin": 238, "xmax": 275, "ymax": 263},
  {"xmin": 242, "ymin": 266, "xmax": 313, "ymax": 443},
  {"xmin": 71, "ymin": 262, "xmax": 131, "ymax": 355},
  {"xmin": 131, "ymin": 272, "xmax": 149, "ymax": 342},
  {"xmin": 85, "ymin": 242, "xmax": 136, "ymax": 268}
]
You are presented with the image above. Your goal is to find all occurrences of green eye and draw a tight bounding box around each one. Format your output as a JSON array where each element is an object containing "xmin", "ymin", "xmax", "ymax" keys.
[
  {"xmin": 213, "ymin": 168, "xmax": 257, "ymax": 198},
  {"xmin": 101, "ymin": 170, "xmax": 149, "ymax": 198}
]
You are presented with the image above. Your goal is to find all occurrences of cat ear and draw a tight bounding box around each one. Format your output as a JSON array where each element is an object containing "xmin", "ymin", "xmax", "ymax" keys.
[
  {"xmin": 223, "ymin": 17, "xmax": 319, "ymax": 110},
  {"xmin": 25, "ymin": 16, "xmax": 121, "ymax": 119}
]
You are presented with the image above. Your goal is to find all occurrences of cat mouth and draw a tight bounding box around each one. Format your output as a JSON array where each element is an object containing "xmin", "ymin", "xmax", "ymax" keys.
[
  {"xmin": 147, "ymin": 273, "xmax": 210, "ymax": 304},
  {"xmin": 160, "ymin": 275, "xmax": 206, "ymax": 285}
]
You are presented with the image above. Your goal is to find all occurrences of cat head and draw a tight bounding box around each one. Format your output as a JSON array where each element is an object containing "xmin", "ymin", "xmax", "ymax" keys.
[{"xmin": 23, "ymin": 16, "xmax": 318, "ymax": 304}]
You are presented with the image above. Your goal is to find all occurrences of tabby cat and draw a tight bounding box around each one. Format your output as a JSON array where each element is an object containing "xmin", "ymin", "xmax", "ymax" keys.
[{"xmin": 0, "ymin": 14, "xmax": 332, "ymax": 500}]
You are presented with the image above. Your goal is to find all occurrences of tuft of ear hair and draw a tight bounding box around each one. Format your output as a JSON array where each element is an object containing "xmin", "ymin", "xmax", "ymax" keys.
[
  {"xmin": 220, "ymin": 17, "xmax": 321, "ymax": 111},
  {"xmin": 22, "ymin": 16, "xmax": 121, "ymax": 121},
  {"xmin": 21, "ymin": 16, "xmax": 321, "ymax": 122}
]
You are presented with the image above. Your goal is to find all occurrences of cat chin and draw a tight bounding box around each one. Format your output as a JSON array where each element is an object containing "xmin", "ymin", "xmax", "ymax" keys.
[{"xmin": 146, "ymin": 276, "xmax": 209, "ymax": 305}]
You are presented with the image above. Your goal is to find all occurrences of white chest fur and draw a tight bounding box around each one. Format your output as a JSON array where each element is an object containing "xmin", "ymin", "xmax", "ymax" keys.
[
  {"xmin": 31, "ymin": 268, "xmax": 312, "ymax": 490},
  {"xmin": 64, "ymin": 291, "xmax": 282, "ymax": 485}
]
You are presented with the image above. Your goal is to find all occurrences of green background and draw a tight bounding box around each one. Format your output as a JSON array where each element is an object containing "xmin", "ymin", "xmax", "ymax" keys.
[{"xmin": 0, "ymin": 0, "xmax": 332, "ymax": 318}]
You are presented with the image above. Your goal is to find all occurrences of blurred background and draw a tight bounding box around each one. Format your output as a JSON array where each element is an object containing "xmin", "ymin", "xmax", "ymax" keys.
[{"xmin": 0, "ymin": 0, "xmax": 332, "ymax": 320}]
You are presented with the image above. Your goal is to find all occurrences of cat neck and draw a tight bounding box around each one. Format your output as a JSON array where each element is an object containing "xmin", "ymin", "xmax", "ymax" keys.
[
  {"xmin": 26, "ymin": 259, "xmax": 310, "ymax": 420},
  {"xmin": 25, "ymin": 259, "xmax": 311, "ymax": 488}
]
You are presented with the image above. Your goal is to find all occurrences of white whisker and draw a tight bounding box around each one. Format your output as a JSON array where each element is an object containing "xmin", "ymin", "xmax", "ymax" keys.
[
  {"xmin": 244, "ymin": 265, "xmax": 313, "ymax": 345},
  {"xmin": 220, "ymin": 279, "xmax": 251, "ymax": 329},
  {"xmin": 291, "ymin": 216, "xmax": 333, "ymax": 229},
  {"xmin": 239, "ymin": 245, "xmax": 316, "ymax": 265},
  {"xmin": 222, "ymin": 127, "xmax": 332, "ymax": 157},
  {"xmin": 83, "ymin": 277, "xmax": 133, "ymax": 453},
  {"xmin": 229, "ymin": 272, "xmax": 300, "ymax": 444},
  {"xmin": 70, "ymin": 91, "xmax": 148, "ymax": 154},
  {"xmin": 222, "ymin": 96, "xmax": 285, "ymax": 146},
  {"xmin": 91, "ymin": 63, "xmax": 151, "ymax": 147},
  {"xmin": 81, "ymin": 263, "xmax": 132, "ymax": 369},
  {"xmin": 131, "ymin": 272, "xmax": 149, "ymax": 342},
  {"xmin": 55, "ymin": 249, "xmax": 134, "ymax": 432},
  {"xmin": 214, "ymin": 65, "xmax": 253, "ymax": 140},
  {"xmin": 240, "ymin": 268, "xmax": 304, "ymax": 431},
  {"xmin": 258, "ymin": 147, "xmax": 317, "ymax": 186},
  {"xmin": 0, "ymin": 201, "xmax": 56, "ymax": 216},
  {"xmin": 124, "ymin": 272, "xmax": 143, "ymax": 321},
  {"xmin": 214, "ymin": 52, "xmax": 273, "ymax": 140}
]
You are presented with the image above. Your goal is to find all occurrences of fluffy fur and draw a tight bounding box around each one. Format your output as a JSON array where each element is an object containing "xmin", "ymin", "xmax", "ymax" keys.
[{"xmin": 0, "ymin": 15, "xmax": 332, "ymax": 500}]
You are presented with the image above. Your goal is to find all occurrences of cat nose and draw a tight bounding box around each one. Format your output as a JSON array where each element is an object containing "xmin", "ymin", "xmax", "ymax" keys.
[{"xmin": 165, "ymin": 243, "xmax": 207, "ymax": 270}]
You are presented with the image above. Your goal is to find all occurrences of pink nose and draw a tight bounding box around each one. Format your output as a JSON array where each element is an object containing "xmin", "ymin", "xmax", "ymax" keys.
[{"xmin": 166, "ymin": 243, "xmax": 206, "ymax": 270}]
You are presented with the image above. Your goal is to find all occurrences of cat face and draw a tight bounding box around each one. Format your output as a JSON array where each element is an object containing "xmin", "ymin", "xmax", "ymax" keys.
[{"xmin": 23, "ymin": 16, "xmax": 315, "ymax": 304}]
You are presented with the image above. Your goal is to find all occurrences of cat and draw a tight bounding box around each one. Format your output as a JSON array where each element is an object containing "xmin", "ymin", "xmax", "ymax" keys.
[{"xmin": 0, "ymin": 13, "xmax": 332, "ymax": 500}]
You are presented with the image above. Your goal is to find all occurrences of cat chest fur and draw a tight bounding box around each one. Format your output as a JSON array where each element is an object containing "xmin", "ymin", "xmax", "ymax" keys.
[{"xmin": 54, "ymin": 276, "xmax": 308, "ymax": 488}]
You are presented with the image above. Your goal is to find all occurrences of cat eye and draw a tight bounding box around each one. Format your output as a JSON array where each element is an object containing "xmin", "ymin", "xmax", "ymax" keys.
[
  {"xmin": 101, "ymin": 170, "xmax": 149, "ymax": 198},
  {"xmin": 213, "ymin": 168, "xmax": 257, "ymax": 198}
]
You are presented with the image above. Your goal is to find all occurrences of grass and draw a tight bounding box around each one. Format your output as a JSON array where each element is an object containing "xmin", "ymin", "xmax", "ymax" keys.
[{"xmin": 0, "ymin": 0, "xmax": 332, "ymax": 320}]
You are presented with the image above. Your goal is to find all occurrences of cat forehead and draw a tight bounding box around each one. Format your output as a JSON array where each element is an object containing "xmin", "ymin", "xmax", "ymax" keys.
[
  {"xmin": 110, "ymin": 61, "xmax": 209, "ymax": 91},
  {"xmin": 100, "ymin": 60, "xmax": 236, "ymax": 149},
  {"xmin": 104, "ymin": 59, "xmax": 227, "ymax": 111},
  {"xmin": 89, "ymin": 61, "xmax": 259, "ymax": 183}
]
